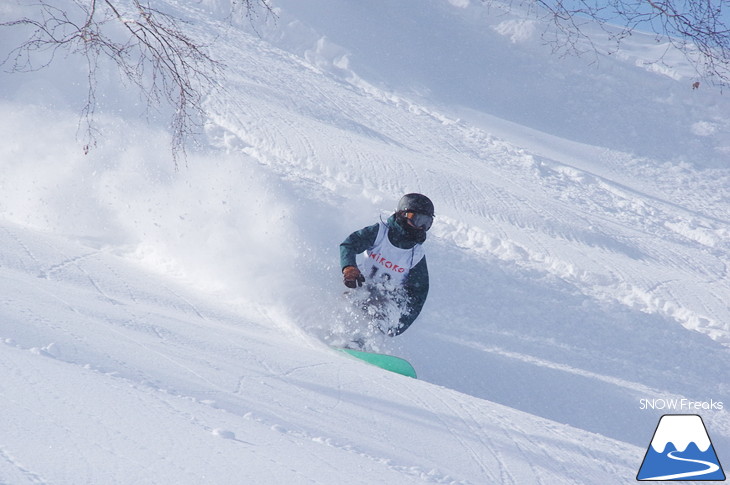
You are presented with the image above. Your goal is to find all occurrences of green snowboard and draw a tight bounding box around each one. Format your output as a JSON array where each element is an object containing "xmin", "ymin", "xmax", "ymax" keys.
[{"xmin": 334, "ymin": 347, "xmax": 417, "ymax": 378}]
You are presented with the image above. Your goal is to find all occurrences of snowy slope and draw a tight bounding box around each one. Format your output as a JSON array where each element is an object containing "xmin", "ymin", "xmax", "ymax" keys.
[
  {"xmin": 1, "ymin": 0, "xmax": 730, "ymax": 483},
  {"xmin": 0, "ymin": 222, "xmax": 639, "ymax": 484}
]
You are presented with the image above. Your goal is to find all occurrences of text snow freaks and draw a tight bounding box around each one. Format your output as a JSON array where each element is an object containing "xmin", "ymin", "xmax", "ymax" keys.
[{"xmin": 639, "ymin": 398, "xmax": 724, "ymax": 411}]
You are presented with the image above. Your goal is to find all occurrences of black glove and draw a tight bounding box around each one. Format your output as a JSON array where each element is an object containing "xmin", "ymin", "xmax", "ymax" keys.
[{"xmin": 342, "ymin": 266, "xmax": 365, "ymax": 288}]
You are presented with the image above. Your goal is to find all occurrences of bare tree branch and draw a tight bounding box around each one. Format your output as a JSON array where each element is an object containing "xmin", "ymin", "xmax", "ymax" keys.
[
  {"xmin": 489, "ymin": 0, "xmax": 730, "ymax": 85},
  {"xmin": 1, "ymin": 0, "xmax": 273, "ymax": 167}
]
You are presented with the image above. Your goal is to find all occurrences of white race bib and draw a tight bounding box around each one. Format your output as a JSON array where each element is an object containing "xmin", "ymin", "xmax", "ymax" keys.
[{"xmin": 361, "ymin": 222, "xmax": 424, "ymax": 286}]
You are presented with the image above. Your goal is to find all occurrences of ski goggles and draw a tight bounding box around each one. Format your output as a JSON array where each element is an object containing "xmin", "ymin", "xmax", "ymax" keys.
[{"xmin": 404, "ymin": 211, "xmax": 434, "ymax": 231}]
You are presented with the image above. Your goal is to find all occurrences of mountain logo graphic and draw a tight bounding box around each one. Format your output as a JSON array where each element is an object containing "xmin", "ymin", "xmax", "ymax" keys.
[{"xmin": 637, "ymin": 414, "xmax": 726, "ymax": 481}]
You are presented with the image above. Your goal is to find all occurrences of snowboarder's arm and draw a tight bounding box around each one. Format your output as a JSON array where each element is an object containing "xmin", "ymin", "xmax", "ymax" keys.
[
  {"xmin": 339, "ymin": 223, "xmax": 379, "ymax": 270},
  {"xmin": 394, "ymin": 257, "xmax": 429, "ymax": 335}
]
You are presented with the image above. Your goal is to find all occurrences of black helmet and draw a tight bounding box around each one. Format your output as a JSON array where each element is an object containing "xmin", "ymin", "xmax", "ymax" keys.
[
  {"xmin": 397, "ymin": 193, "xmax": 434, "ymax": 217},
  {"xmin": 396, "ymin": 193, "xmax": 434, "ymax": 232}
]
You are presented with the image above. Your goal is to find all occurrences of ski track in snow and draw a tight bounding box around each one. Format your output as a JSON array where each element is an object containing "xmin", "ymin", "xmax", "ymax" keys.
[{"xmin": 203, "ymin": 20, "xmax": 730, "ymax": 348}]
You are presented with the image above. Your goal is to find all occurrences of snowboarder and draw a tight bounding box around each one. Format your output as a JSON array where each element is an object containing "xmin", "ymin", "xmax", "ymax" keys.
[{"xmin": 339, "ymin": 193, "xmax": 433, "ymax": 341}]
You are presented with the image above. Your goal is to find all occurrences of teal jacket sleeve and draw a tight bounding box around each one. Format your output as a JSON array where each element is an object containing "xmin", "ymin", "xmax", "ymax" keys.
[
  {"xmin": 339, "ymin": 223, "xmax": 379, "ymax": 270},
  {"xmin": 395, "ymin": 256, "xmax": 429, "ymax": 335}
]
